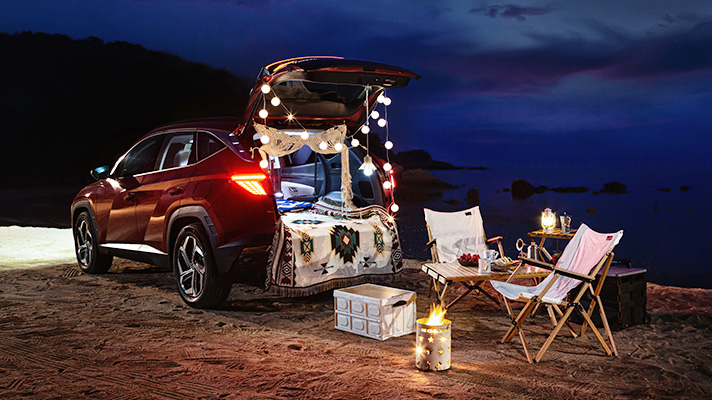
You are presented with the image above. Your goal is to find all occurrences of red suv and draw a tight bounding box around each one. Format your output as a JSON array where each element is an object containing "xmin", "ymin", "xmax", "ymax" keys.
[{"xmin": 71, "ymin": 57, "xmax": 418, "ymax": 308}]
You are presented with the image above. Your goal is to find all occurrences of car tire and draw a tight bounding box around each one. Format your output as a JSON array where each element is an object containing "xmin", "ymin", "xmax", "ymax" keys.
[
  {"xmin": 173, "ymin": 223, "xmax": 231, "ymax": 309},
  {"xmin": 74, "ymin": 211, "xmax": 113, "ymax": 274}
]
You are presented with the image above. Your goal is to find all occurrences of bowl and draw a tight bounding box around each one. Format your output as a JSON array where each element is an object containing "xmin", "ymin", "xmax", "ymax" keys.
[{"xmin": 458, "ymin": 260, "xmax": 478, "ymax": 267}]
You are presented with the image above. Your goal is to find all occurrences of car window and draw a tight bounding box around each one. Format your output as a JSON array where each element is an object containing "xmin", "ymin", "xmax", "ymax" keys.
[
  {"xmin": 158, "ymin": 133, "xmax": 195, "ymax": 170},
  {"xmin": 119, "ymin": 135, "xmax": 163, "ymax": 177},
  {"xmin": 197, "ymin": 132, "xmax": 225, "ymax": 161}
]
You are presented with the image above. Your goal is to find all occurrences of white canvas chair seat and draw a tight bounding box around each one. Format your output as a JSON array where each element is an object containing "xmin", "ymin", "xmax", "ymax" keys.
[{"xmin": 491, "ymin": 223, "xmax": 623, "ymax": 363}]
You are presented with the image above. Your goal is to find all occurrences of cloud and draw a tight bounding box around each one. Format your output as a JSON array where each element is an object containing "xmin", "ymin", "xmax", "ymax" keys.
[
  {"xmin": 601, "ymin": 20, "xmax": 712, "ymax": 80},
  {"xmin": 414, "ymin": 18, "xmax": 712, "ymax": 96},
  {"xmin": 469, "ymin": 3, "xmax": 550, "ymax": 21}
]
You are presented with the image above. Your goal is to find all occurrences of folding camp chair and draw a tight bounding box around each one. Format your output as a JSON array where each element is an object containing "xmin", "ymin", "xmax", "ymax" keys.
[
  {"xmin": 490, "ymin": 224, "xmax": 623, "ymax": 363},
  {"xmin": 423, "ymin": 207, "xmax": 506, "ymax": 307}
]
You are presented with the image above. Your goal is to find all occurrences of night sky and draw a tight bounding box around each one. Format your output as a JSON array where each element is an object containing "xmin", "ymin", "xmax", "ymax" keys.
[{"xmin": 2, "ymin": 0, "xmax": 711, "ymax": 175}]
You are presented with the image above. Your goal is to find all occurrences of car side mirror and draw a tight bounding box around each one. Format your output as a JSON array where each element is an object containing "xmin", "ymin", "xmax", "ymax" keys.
[{"xmin": 90, "ymin": 165, "xmax": 110, "ymax": 180}]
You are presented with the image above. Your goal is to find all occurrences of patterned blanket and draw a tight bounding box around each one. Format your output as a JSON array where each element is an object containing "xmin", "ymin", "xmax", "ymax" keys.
[{"xmin": 266, "ymin": 204, "xmax": 403, "ymax": 296}]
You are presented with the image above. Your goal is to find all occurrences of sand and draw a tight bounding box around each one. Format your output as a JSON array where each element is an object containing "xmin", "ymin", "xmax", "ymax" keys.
[
  {"xmin": 0, "ymin": 226, "xmax": 76, "ymax": 269},
  {"xmin": 0, "ymin": 256, "xmax": 711, "ymax": 399}
]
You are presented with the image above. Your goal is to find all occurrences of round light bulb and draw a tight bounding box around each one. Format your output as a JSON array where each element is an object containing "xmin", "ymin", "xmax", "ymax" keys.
[
  {"xmin": 259, "ymin": 159, "xmax": 269, "ymax": 169},
  {"xmin": 300, "ymin": 131, "xmax": 309, "ymax": 140},
  {"xmin": 351, "ymin": 138, "xmax": 360, "ymax": 147},
  {"xmin": 378, "ymin": 118, "xmax": 387, "ymax": 127},
  {"xmin": 258, "ymin": 109, "xmax": 268, "ymax": 119},
  {"xmin": 260, "ymin": 84, "xmax": 271, "ymax": 94},
  {"xmin": 287, "ymin": 114, "xmax": 294, "ymax": 121},
  {"xmin": 384, "ymin": 140, "xmax": 393, "ymax": 150},
  {"xmin": 260, "ymin": 135, "xmax": 270, "ymax": 144},
  {"xmin": 383, "ymin": 97, "xmax": 392, "ymax": 106},
  {"xmin": 383, "ymin": 162, "xmax": 392, "ymax": 172},
  {"xmin": 377, "ymin": 94, "xmax": 385, "ymax": 103},
  {"xmin": 371, "ymin": 110, "xmax": 380, "ymax": 119},
  {"xmin": 334, "ymin": 143, "xmax": 343, "ymax": 151},
  {"xmin": 383, "ymin": 181, "xmax": 392, "ymax": 190},
  {"xmin": 361, "ymin": 125, "xmax": 370, "ymax": 134},
  {"xmin": 363, "ymin": 168, "xmax": 373, "ymax": 177},
  {"xmin": 271, "ymin": 97, "xmax": 281, "ymax": 107},
  {"xmin": 390, "ymin": 203, "xmax": 399, "ymax": 213},
  {"xmin": 319, "ymin": 141, "xmax": 328, "ymax": 150}
]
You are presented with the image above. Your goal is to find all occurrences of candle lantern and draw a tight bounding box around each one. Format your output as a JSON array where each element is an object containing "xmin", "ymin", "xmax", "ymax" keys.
[
  {"xmin": 541, "ymin": 207, "xmax": 556, "ymax": 233},
  {"xmin": 415, "ymin": 305, "xmax": 451, "ymax": 371}
]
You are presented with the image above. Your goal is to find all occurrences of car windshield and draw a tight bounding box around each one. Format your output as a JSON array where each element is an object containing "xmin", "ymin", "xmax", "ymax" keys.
[{"xmin": 271, "ymin": 80, "xmax": 367, "ymax": 118}]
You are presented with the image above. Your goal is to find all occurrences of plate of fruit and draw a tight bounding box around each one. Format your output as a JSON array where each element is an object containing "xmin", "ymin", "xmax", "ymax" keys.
[{"xmin": 458, "ymin": 253, "xmax": 480, "ymax": 267}]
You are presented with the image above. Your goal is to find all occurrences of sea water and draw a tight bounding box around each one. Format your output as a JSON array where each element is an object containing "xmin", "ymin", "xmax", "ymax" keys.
[{"xmin": 395, "ymin": 165, "xmax": 711, "ymax": 289}]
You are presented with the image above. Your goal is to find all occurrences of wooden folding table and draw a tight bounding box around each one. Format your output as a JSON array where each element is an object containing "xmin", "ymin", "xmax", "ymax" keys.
[{"xmin": 421, "ymin": 262, "xmax": 549, "ymax": 309}]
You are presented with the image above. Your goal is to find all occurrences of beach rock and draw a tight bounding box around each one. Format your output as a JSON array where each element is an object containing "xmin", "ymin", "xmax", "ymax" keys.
[
  {"xmin": 465, "ymin": 188, "xmax": 480, "ymax": 206},
  {"xmin": 511, "ymin": 179, "xmax": 536, "ymax": 199},
  {"xmin": 599, "ymin": 181, "xmax": 627, "ymax": 194}
]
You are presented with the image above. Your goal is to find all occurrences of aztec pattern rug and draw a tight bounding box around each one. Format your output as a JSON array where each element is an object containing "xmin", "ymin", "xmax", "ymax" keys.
[{"xmin": 267, "ymin": 203, "xmax": 403, "ymax": 296}]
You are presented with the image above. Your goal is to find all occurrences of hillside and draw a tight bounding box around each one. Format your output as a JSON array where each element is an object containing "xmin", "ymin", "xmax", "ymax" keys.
[{"xmin": 0, "ymin": 32, "xmax": 252, "ymax": 186}]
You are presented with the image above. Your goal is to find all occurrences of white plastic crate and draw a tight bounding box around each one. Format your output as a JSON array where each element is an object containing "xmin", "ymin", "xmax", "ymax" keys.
[{"xmin": 333, "ymin": 284, "xmax": 416, "ymax": 340}]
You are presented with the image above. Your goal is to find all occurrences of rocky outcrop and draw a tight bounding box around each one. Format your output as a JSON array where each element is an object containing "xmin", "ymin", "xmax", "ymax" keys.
[
  {"xmin": 396, "ymin": 168, "xmax": 456, "ymax": 201},
  {"xmin": 511, "ymin": 179, "xmax": 548, "ymax": 199},
  {"xmin": 511, "ymin": 179, "xmax": 535, "ymax": 199},
  {"xmin": 465, "ymin": 188, "xmax": 480, "ymax": 206},
  {"xmin": 596, "ymin": 181, "xmax": 628, "ymax": 194}
]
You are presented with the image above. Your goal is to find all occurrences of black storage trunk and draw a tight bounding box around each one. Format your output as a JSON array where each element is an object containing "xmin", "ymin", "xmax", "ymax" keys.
[
  {"xmin": 572, "ymin": 265, "xmax": 647, "ymax": 331},
  {"xmin": 593, "ymin": 265, "xmax": 647, "ymax": 330}
]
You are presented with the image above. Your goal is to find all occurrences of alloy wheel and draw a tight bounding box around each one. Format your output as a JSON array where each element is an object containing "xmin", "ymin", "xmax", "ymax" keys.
[
  {"xmin": 176, "ymin": 235, "xmax": 206, "ymax": 299},
  {"xmin": 75, "ymin": 219, "xmax": 93, "ymax": 266}
]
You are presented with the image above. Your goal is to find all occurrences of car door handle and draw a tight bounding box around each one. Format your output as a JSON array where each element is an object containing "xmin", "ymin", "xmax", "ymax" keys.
[
  {"xmin": 124, "ymin": 192, "xmax": 136, "ymax": 201},
  {"xmin": 169, "ymin": 187, "xmax": 184, "ymax": 196}
]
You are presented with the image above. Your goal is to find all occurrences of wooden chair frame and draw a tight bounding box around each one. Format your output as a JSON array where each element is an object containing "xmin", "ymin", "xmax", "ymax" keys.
[{"xmin": 500, "ymin": 252, "xmax": 618, "ymax": 363}]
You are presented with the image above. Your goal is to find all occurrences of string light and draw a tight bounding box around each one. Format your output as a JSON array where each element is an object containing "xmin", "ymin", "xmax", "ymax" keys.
[
  {"xmin": 384, "ymin": 140, "xmax": 393, "ymax": 150},
  {"xmin": 334, "ymin": 143, "xmax": 343, "ymax": 151},
  {"xmin": 351, "ymin": 138, "xmax": 360, "ymax": 147},
  {"xmin": 361, "ymin": 125, "xmax": 370, "ymax": 134},
  {"xmin": 287, "ymin": 114, "xmax": 294, "ymax": 121},
  {"xmin": 371, "ymin": 110, "xmax": 380, "ymax": 119},
  {"xmin": 383, "ymin": 162, "xmax": 392, "ymax": 172},
  {"xmin": 261, "ymin": 84, "xmax": 271, "ymax": 94},
  {"xmin": 377, "ymin": 94, "xmax": 385, "ymax": 103},
  {"xmin": 271, "ymin": 97, "xmax": 281, "ymax": 107},
  {"xmin": 259, "ymin": 109, "xmax": 268, "ymax": 119},
  {"xmin": 390, "ymin": 203, "xmax": 400, "ymax": 213},
  {"xmin": 259, "ymin": 159, "xmax": 269, "ymax": 168},
  {"xmin": 319, "ymin": 141, "xmax": 328, "ymax": 150},
  {"xmin": 383, "ymin": 97, "xmax": 392, "ymax": 106},
  {"xmin": 383, "ymin": 181, "xmax": 392, "ymax": 190},
  {"xmin": 300, "ymin": 131, "xmax": 309, "ymax": 140},
  {"xmin": 260, "ymin": 135, "xmax": 270, "ymax": 144},
  {"xmin": 378, "ymin": 118, "xmax": 387, "ymax": 127},
  {"xmin": 359, "ymin": 155, "xmax": 377, "ymax": 176}
]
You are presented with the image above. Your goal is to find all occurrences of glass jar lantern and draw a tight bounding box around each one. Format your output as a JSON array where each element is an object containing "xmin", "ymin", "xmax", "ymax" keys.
[{"xmin": 541, "ymin": 207, "xmax": 556, "ymax": 232}]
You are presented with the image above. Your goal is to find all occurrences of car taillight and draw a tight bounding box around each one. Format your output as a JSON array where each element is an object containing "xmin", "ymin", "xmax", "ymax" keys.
[{"xmin": 231, "ymin": 174, "xmax": 267, "ymax": 195}]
